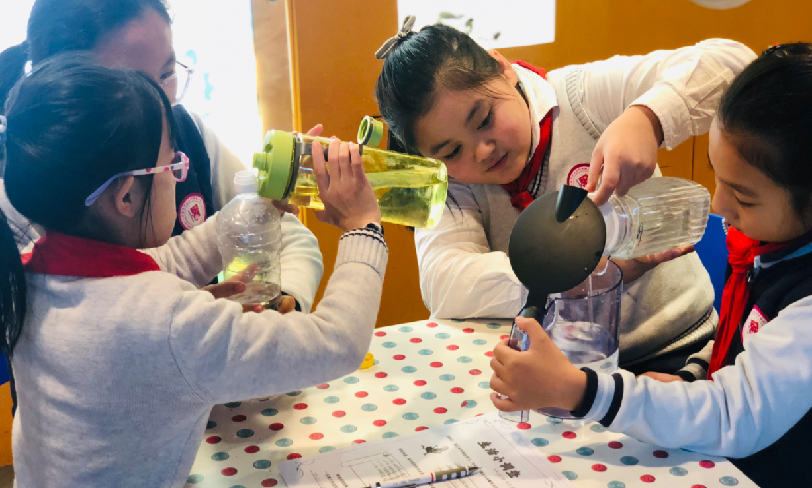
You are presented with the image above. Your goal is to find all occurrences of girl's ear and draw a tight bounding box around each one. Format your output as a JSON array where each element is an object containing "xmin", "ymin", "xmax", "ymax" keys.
[
  {"xmin": 488, "ymin": 49, "xmax": 519, "ymax": 86},
  {"xmin": 112, "ymin": 176, "xmax": 140, "ymax": 218}
]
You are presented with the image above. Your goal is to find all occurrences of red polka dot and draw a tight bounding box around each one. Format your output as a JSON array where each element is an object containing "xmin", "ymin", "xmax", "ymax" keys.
[
  {"xmin": 430, "ymin": 362, "xmax": 443, "ymax": 368},
  {"xmin": 500, "ymin": 334, "xmax": 510, "ymax": 340},
  {"xmin": 414, "ymin": 380, "xmax": 427, "ymax": 386},
  {"xmin": 653, "ymin": 450, "xmax": 669, "ymax": 458},
  {"xmin": 374, "ymin": 331, "xmax": 386, "ymax": 337},
  {"xmin": 287, "ymin": 453, "xmax": 302, "ymax": 460},
  {"xmin": 373, "ymin": 420, "xmax": 387, "ymax": 427},
  {"xmin": 484, "ymin": 351, "xmax": 494, "ymax": 357},
  {"xmin": 434, "ymin": 407, "xmax": 447, "ymax": 414},
  {"xmin": 416, "ymin": 426, "xmax": 429, "ymax": 431},
  {"xmin": 591, "ymin": 464, "xmax": 607, "ymax": 472},
  {"xmin": 517, "ymin": 423, "xmax": 531, "ymax": 430},
  {"xmin": 393, "ymin": 398, "xmax": 406, "ymax": 405},
  {"xmin": 261, "ymin": 479, "xmax": 278, "ymax": 487},
  {"xmin": 547, "ymin": 455, "xmax": 562, "ymax": 463},
  {"xmin": 691, "ymin": 485, "xmax": 708, "ymax": 488},
  {"xmin": 699, "ymin": 460, "xmax": 715, "ymax": 469},
  {"xmin": 562, "ymin": 431, "xmax": 576, "ymax": 439},
  {"xmin": 316, "ymin": 383, "xmax": 330, "ymax": 389},
  {"xmin": 269, "ymin": 423, "xmax": 284, "ymax": 431},
  {"xmin": 608, "ymin": 441, "xmax": 623, "ymax": 449},
  {"xmin": 463, "ymin": 328, "xmax": 475, "ymax": 333},
  {"xmin": 332, "ymin": 411, "xmax": 346, "ymax": 418},
  {"xmin": 222, "ymin": 467, "xmax": 238, "ymax": 476},
  {"xmin": 393, "ymin": 355, "xmax": 406, "ymax": 360},
  {"xmin": 293, "ymin": 403, "xmax": 308, "ymax": 410},
  {"xmin": 476, "ymin": 413, "xmax": 484, "ymax": 416},
  {"xmin": 309, "ymin": 433, "xmax": 324, "ymax": 440},
  {"xmin": 640, "ymin": 475, "xmax": 656, "ymax": 482},
  {"xmin": 355, "ymin": 391, "xmax": 369, "ymax": 398},
  {"xmin": 410, "ymin": 338, "xmax": 423, "ymax": 343},
  {"xmin": 461, "ymin": 400, "xmax": 472, "ymax": 407},
  {"xmin": 244, "ymin": 445, "xmax": 260, "ymax": 453},
  {"xmin": 469, "ymin": 369, "xmax": 482, "ymax": 375},
  {"xmin": 353, "ymin": 439, "xmax": 366, "ymax": 444},
  {"xmin": 206, "ymin": 436, "xmax": 221, "ymax": 444},
  {"xmin": 427, "ymin": 322, "xmax": 439, "ymax": 328},
  {"xmin": 446, "ymin": 345, "xmax": 459, "ymax": 351},
  {"xmin": 232, "ymin": 415, "xmax": 247, "ymax": 422},
  {"xmin": 451, "ymin": 387, "xmax": 464, "ymax": 393},
  {"xmin": 375, "ymin": 372, "xmax": 388, "ymax": 378}
]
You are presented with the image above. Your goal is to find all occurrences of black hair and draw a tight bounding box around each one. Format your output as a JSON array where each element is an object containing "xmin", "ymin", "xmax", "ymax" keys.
[
  {"xmin": 0, "ymin": 0, "xmax": 171, "ymax": 113},
  {"xmin": 0, "ymin": 52, "xmax": 176, "ymax": 357},
  {"xmin": 718, "ymin": 42, "xmax": 812, "ymax": 223},
  {"xmin": 375, "ymin": 24, "xmax": 503, "ymax": 155}
]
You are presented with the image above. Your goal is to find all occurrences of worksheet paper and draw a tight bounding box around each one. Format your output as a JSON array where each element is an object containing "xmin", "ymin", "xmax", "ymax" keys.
[{"xmin": 279, "ymin": 412, "xmax": 575, "ymax": 488}]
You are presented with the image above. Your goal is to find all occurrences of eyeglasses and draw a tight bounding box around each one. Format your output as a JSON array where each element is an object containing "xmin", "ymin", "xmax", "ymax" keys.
[
  {"xmin": 85, "ymin": 151, "xmax": 190, "ymax": 206},
  {"xmin": 159, "ymin": 61, "xmax": 195, "ymax": 105}
]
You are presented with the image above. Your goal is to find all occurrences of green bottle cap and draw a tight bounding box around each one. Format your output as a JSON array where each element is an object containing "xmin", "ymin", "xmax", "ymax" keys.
[
  {"xmin": 357, "ymin": 116, "xmax": 384, "ymax": 147},
  {"xmin": 253, "ymin": 130, "xmax": 295, "ymax": 200}
]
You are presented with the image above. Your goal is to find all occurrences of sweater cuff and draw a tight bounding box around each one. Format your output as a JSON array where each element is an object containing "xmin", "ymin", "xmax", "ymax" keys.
[
  {"xmin": 578, "ymin": 369, "xmax": 617, "ymax": 424},
  {"xmin": 677, "ymin": 357, "xmax": 710, "ymax": 382},
  {"xmin": 335, "ymin": 225, "xmax": 388, "ymax": 279},
  {"xmin": 631, "ymin": 84, "xmax": 693, "ymax": 150}
]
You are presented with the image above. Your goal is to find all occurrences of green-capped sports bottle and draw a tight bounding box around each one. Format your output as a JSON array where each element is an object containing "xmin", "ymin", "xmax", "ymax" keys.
[{"xmin": 252, "ymin": 120, "xmax": 448, "ymax": 229}]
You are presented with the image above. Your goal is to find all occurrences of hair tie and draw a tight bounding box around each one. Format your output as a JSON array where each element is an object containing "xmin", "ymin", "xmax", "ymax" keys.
[
  {"xmin": 0, "ymin": 116, "xmax": 7, "ymax": 145},
  {"xmin": 375, "ymin": 15, "xmax": 416, "ymax": 60}
]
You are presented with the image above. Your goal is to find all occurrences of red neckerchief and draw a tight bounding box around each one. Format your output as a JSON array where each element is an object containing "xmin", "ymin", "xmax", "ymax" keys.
[
  {"xmin": 502, "ymin": 60, "xmax": 553, "ymax": 211},
  {"xmin": 22, "ymin": 231, "xmax": 160, "ymax": 277},
  {"xmin": 706, "ymin": 227, "xmax": 791, "ymax": 378}
]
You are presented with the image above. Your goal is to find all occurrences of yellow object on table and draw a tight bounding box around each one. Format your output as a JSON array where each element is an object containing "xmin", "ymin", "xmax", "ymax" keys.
[{"xmin": 358, "ymin": 352, "xmax": 374, "ymax": 370}]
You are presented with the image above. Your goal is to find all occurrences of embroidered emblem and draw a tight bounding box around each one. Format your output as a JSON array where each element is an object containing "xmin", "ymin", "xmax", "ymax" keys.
[
  {"xmin": 742, "ymin": 306, "xmax": 769, "ymax": 337},
  {"xmin": 566, "ymin": 163, "xmax": 590, "ymax": 189},
  {"xmin": 179, "ymin": 193, "xmax": 206, "ymax": 230}
]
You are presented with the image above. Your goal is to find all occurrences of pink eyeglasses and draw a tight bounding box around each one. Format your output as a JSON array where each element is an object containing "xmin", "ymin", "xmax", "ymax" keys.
[{"xmin": 85, "ymin": 151, "xmax": 190, "ymax": 206}]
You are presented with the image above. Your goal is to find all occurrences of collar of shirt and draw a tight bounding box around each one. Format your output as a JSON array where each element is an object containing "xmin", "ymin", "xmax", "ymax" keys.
[{"xmin": 512, "ymin": 63, "xmax": 559, "ymax": 164}]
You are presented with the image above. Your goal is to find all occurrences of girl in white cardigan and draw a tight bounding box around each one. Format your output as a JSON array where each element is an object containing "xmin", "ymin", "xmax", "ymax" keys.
[{"xmin": 0, "ymin": 54, "xmax": 385, "ymax": 488}]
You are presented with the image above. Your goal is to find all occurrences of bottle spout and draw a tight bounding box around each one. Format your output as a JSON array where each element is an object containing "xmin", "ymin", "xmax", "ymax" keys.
[{"xmin": 555, "ymin": 185, "xmax": 589, "ymax": 222}]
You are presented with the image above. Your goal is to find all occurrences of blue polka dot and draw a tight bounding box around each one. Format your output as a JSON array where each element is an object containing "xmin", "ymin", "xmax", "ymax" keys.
[
  {"xmin": 261, "ymin": 408, "xmax": 279, "ymax": 416},
  {"xmin": 383, "ymin": 432, "xmax": 399, "ymax": 438},
  {"xmin": 478, "ymin": 381, "xmax": 491, "ymax": 389},
  {"xmin": 229, "ymin": 485, "xmax": 246, "ymax": 488},
  {"xmin": 451, "ymin": 318, "xmax": 465, "ymax": 323},
  {"xmin": 344, "ymin": 376, "xmax": 360, "ymax": 384},
  {"xmin": 562, "ymin": 471, "xmax": 577, "ymax": 481},
  {"xmin": 384, "ymin": 384, "xmax": 399, "ymax": 392},
  {"xmin": 531, "ymin": 438, "xmax": 549, "ymax": 447},
  {"xmin": 319, "ymin": 446, "xmax": 336, "ymax": 453},
  {"xmin": 276, "ymin": 438, "xmax": 293, "ymax": 447},
  {"xmin": 224, "ymin": 402, "xmax": 241, "ymax": 408},
  {"xmin": 462, "ymin": 400, "xmax": 477, "ymax": 408},
  {"xmin": 341, "ymin": 425, "xmax": 357, "ymax": 433},
  {"xmin": 402, "ymin": 412, "xmax": 419, "ymax": 420},
  {"xmin": 399, "ymin": 326, "xmax": 413, "ymax": 333},
  {"xmin": 607, "ymin": 482, "xmax": 625, "ymax": 488},
  {"xmin": 382, "ymin": 342, "xmax": 397, "ymax": 348},
  {"xmin": 324, "ymin": 396, "xmax": 340, "ymax": 404},
  {"xmin": 300, "ymin": 416, "xmax": 317, "ymax": 424},
  {"xmin": 444, "ymin": 419, "xmax": 459, "ymax": 425},
  {"xmin": 421, "ymin": 392, "xmax": 437, "ymax": 400},
  {"xmin": 620, "ymin": 456, "xmax": 638, "ymax": 466},
  {"xmin": 720, "ymin": 476, "xmax": 739, "ymax": 486},
  {"xmin": 187, "ymin": 474, "xmax": 204, "ymax": 484},
  {"xmin": 361, "ymin": 404, "xmax": 378, "ymax": 411},
  {"xmin": 237, "ymin": 429, "xmax": 254, "ymax": 438},
  {"xmin": 546, "ymin": 416, "xmax": 563, "ymax": 424},
  {"xmin": 590, "ymin": 424, "xmax": 606, "ymax": 433},
  {"xmin": 374, "ymin": 359, "xmax": 379, "ymax": 365},
  {"xmin": 669, "ymin": 467, "xmax": 688, "ymax": 476},
  {"xmin": 253, "ymin": 460, "xmax": 272, "ymax": 469},
  {"xmin": 435, "ymin": 333, "xmax": 450, "ymax": 339},
  {"xmin": 439, "ymin": 374, "xmax": 455, "ymax": 381},
  {"xmin": 473, "ymin": 339, "xmax": 487, "ymax": 345},
  {"xmin": 457, "ymin": 356, "xmax": 473, "ymax": 363},
  {"xmin": 418, "ymin": 349, "xmax": 433, "ymax": 355},
  {"xmin": 487, "ymin": 323, "xmax": 502, "ymax": 329},
  {"xmin": 402, "ymin": 366, "xmax": 417, "ymax": 373},
  {"xmin": 286, "ymin": 390, "xmax": 302, "ymax": 396},
  {"xmin": 576, "ymin": 447, "xmax": 594, "ymax": 456},
  {"xmin": 211, "ymin": 452, "xmax": 229, "ymax": 461},
  {"xmin": 206, "ymin": 420, "xmax": 217, "ymax": 429}
]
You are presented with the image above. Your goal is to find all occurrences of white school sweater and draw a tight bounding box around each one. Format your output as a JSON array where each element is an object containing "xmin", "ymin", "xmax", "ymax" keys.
[{"xmin": 11, "ymin": 216, "xmax": 387, "ymax": 488}]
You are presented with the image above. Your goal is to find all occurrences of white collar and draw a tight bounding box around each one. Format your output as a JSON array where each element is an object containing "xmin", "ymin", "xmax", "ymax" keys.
[{"xmin": 512, "ymin": 63, "xmax": 558, "ymax": 159}]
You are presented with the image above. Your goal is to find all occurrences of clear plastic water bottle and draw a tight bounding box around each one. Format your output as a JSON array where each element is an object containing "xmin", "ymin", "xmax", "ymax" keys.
[
  {"xmin": 216, "ymin": 170, "xmax": 282, "ymax": 308},
  {"xmin": 600, "ymin": 177, "xmax": 711, "ymax": 259}
]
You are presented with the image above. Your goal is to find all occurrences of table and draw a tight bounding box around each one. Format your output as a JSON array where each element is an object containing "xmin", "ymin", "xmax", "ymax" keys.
[{"xmin": 185, "ymin": 319, "xmax": 756, "ymax": 488}]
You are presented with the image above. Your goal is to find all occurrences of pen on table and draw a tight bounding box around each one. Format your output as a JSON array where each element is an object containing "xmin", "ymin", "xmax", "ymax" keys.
[{"xmin": 365, "ymin": 466, "xmax": 480, "ymax": 488}]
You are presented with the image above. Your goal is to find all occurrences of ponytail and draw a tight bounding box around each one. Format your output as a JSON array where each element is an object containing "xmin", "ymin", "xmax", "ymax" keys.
[
  {"xmin": 0, "ymin": 208, "xmax": 25, "ymax": 358},
  {"xmin": 0, "ymin": 42, "xmax": 28, "ymax": 116}
]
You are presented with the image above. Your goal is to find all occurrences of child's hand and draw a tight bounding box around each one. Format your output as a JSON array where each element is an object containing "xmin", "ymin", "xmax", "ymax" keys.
[
  {"xmin": 614, "ymin": 245, "xmax": 695, "ymax": 284},
  {"xmin": 202, "ymin": 281, "xmax": 264, "ymax": 314},
  {"xmin": 639, "ymin": 371, "xmax": 685, "ymax": 383},
  {"xmin": 587, "ymin": 105, "xmax": 664, "ymax": 206},
  {"xmin": 489, "ymin": 317, "xmax": 587, "ymax": 412},
  {"xmin": 311, "ymin": 138, "xmax": 381, "ymax": 232}
]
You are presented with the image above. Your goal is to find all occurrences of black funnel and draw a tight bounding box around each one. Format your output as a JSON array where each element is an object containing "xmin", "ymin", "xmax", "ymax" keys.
[{"xmin": 508, "ymin": 185, "xmax": 607, "ymax": 311}]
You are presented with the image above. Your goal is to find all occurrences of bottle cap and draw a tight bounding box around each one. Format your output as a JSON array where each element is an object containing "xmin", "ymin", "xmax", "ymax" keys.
[
  {"xmin": 357, "ymin": 116, "xmax": 384, "ymax": 147},
  {"xmin": 233, "ymin": 169, "xmax": 259, "ymax": 194},
  {"xmin": 253, "ymin": 130, "xmax": 296, "ymax": 200}
]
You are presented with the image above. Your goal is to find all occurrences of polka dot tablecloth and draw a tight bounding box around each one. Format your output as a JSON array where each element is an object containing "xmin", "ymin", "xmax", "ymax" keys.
[{"xmin": 186, "ymin": 319, "xmax": 756, "ymax": 488}]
